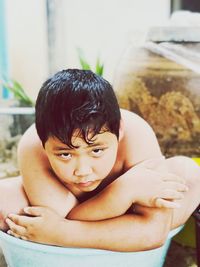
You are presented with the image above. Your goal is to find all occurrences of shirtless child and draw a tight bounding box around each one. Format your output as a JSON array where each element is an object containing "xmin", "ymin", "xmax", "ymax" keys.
[{"xmin": 1, "ymin": 69, "xmax": 200, "ymax": 251}]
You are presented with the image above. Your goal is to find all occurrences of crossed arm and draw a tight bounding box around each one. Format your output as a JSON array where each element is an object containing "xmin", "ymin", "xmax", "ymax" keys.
[
  {"xmin": 6, "ymin": 115, "xmax": 196, "ymax": 251},
  {"xmin": 10, "ymin": 156, "xmax": 175, "ymax": 251},
  {"xmin": 6, "ymin": 159, "xmax": 198, "ymax": 251},
  {"xmin": 67, "ymin": 160, "xmax": 187, "ymax": 222},
  {"xmin": 6, "ymin": 204, "xmax": 173, "ymax": 251}
]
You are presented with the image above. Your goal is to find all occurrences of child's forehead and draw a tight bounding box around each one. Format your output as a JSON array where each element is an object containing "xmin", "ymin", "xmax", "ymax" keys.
[
  {"xmin": 46, "ymin": 130, "xmax": 116, "ymax": 150},
  {"xmin": 68, "ymin": 129, "xmax": 110, "ymax": 145}
]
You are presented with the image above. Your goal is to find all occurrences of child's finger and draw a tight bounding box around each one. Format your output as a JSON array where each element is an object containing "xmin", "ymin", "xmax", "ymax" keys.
[
  {"xmin": 7, "ymin": 230, "xmax": 28, "ymax": 241},
  {"xmin": 176, "ymin": 184, "xmax": 189, "ymax": 192},
  {"xmin": 7, "ymin": 213, "xmax": 31, "ymax": 227},
  {"xmin": 7, "ymin": 230, "xmax": 21, "ymax": 239},
  {"xmin": 24, "ymin": 206, "xmax": 45, "ymax": 216},
  {"xmin": 5, "ymin": 218, "xmax": 26, "ymax": 236},
  {"xmin": 162, "ymin": 173, "xmax": 186, "ymax": 184},
  {"xmin": 165, "ymin": 182, "xmax": 189, "ymax": 192},
  {"xmin": 155, "ymin": 198, "xmax": 181, "ymax": 209},
  {"xmin": 160, "ymin": 190, "xmax": 184, "ymax": 200}
]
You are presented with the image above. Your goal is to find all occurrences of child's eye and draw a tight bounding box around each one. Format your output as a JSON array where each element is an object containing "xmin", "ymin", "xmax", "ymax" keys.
[
  {"xmin": 91, "ymin": 149, "xmax": 104, "ymax": 157},
  {"xmin": 58, "ymin": 153, "xmax": 72, "ymax": 160}
]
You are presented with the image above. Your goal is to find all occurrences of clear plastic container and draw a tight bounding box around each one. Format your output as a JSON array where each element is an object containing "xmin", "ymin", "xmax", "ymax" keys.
[{"xmin": 114, "ymin": 27, "xmax": 200, "ymax": 157}]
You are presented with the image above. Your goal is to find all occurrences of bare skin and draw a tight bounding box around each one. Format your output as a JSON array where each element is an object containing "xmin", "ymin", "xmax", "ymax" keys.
[
  {"xmin": 0, "ymin": 177, "xmax": 29, "ymax": 231},
  {"xmin": 2, "ymin": 110, "xmax": 200, "ymax": 251},
  {"xmin": 5, "ymin": 156, "xmax": 200, "ymax": 252}
]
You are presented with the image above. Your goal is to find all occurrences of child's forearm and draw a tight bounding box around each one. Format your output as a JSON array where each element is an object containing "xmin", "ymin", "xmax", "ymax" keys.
[
  {"xmin": 67, "ymin": 160, "xmax": 161, "ymax": 221},
  {"xmin": 68, "ymin": 158, "xmax": 187, "ymax": 221},
  {"xmin": 61, "ymin": 207, "xmax": 172, "ymax": 252},
  {"xmin": 68, "ymin": 171, "xmax": 134, "ymax": 221}
]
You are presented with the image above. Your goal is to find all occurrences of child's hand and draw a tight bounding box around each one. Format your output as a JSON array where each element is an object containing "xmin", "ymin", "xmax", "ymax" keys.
[
  {"xmin": 5, "ymin": 207, "xmax": 68, "ymax": 245},
  {"xmin": 131, "ymin": 159, "xmax": 189, "ymax": 209}
]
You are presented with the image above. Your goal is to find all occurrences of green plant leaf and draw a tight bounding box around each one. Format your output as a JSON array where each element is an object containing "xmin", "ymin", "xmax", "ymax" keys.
[
  {"xmin": 13, "ymin": 80, "xmax": 34, "ymax": 106},
  {"xmin": 77, "ymin": 48, "xmax": 91, "ymax": 70},
  {"xmin": 77, "ymin": 48, "xmax": 104, "ymax": 76},
  {"xmin": 1, "ymin": 79, "xmax": 34, "ymax": 106},
  {"xmin": 95, "ymin": 58, "xmax": 104, "ymax": 76}
]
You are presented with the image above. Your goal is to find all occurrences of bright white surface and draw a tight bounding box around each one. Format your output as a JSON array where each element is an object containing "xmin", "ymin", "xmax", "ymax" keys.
[
  {"xmin": 57, "ymin": 0, "xmax": 171, "ymax": 82},
  {"xmin": 5, "ymin": 0, "xmax": 48, "ymax": 100},
  {"xmin": 5, "ymin": 0, "xmax": 170, "ymax": 98},
  {"xmin": 0, "ymin": 107, "xmax": 35, "ymax": 115}
]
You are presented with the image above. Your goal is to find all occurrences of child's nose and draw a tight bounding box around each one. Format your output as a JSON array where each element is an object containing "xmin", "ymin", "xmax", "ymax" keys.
[
  {"xmin": 74, "ymin": 158, "xmax": 92, "ymax": 177},
  {"xmin": 74, "ymin": 166, "xmax": 92, "ymax": 177}
]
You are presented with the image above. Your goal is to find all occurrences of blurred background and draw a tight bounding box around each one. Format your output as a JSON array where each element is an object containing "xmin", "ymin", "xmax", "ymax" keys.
[
  {"xmin": 0, "ymin": 1, "xmax": 200, "ymax": 267},
  {"xmin": 0, "ymin": 0, "xmax": 195, "ymax": 100},
  {"xmin": 0, "ymin": 0, "xmax": 200, "ymax": 100}
]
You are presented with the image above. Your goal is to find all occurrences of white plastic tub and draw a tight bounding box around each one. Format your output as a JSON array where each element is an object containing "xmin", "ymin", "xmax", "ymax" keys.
[{"xmin": 0, "ymin": 226, "xmax": 183, "ymax": 267}]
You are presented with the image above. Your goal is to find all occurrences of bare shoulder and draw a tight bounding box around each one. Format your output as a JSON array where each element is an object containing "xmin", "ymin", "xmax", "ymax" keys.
[
  {"xmin": 120, "ymin": 109, "xmax": 152, "ymax": 131},
  {"xmin": 120, "ymin": 109, "xmax": 161, "ymax": 143},
  {"xmin": 18, "ymin": 124, "xmax": 41, "ymax": 147},
  {"xmin": 119, "ymin": 109, "xmax": 162, "ymax": 166},
  {"xmin": 17, "ymin": 124, "xmax": 49, "ymax": 166}
]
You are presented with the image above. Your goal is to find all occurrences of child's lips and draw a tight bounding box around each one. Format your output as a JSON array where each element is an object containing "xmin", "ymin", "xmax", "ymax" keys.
[{"xmin": 77, "ymin": 181, "xmax": 94, "ymax": 187}]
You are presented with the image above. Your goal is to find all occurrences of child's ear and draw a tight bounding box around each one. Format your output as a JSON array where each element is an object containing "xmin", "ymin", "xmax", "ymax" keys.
[{"xmin": 118, "ymin": 119, "xmax": 125, "ymax": 141}]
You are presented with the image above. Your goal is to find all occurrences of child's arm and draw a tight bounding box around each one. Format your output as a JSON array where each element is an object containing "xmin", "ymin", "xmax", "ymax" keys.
[
  {"xmin": 68, "ymin": 159, "xmax": 188, "ymax": 221},
  {"xmin": 7, "ymin": 157, "xmax": 200, "ymax": 251},
  {"xmin": 67, "ymin": 110, "xmax": 188, "ymax": 221},
  {"xmin": 6, "ymin": 204, "xmax": 173, "ymax": 251},
  {"xmin": 17, "ymin": 124, "xmax": 78, "ymax": 217}
]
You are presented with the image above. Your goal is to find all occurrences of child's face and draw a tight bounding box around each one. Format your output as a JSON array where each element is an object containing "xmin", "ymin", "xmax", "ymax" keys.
[{"xmin": 44, "ymin": 130, "xmax": 119, "ymax": 192}]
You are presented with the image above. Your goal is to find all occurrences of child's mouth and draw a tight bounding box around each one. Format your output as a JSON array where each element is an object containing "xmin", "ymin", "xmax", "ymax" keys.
[{"xmin": 77, "ymin": 181, "xmax": 94, "ymax": 187}]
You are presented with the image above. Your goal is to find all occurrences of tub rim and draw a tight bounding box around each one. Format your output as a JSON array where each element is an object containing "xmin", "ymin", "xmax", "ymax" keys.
[{"xmin": 0, "ymin": 225, "xmax": 184, "ymax": 256}]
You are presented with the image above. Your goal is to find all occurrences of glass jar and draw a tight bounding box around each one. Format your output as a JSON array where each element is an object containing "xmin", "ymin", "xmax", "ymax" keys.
[{"xmin": 114, "ymin": 27, "xmax": 200, "ymax": 157}]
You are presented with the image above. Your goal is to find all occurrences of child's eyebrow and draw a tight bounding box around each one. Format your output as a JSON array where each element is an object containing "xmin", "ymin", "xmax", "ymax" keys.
[
  {"xmin": 53, "ymin": 142, "xmax": 107, "ymax": 151},
  {"xmin": 53, "ymin": 146, "xmax": 72, "ymax": 151},
  {"xmin": 87, "ymin": 142, "xmax": 107, "ymax": 148}
]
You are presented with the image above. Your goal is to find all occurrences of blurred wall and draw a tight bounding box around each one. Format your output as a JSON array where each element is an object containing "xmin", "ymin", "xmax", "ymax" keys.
[
  {"xmin": 5, "ymin": 0, "xmax": 170, "ymax": 99},
  {"xmin": 5, "ymin": 0, "xmax": 48, "ymax": 100},
  {"xmin": 56, "ymin": 0, "xmax": 171, "ymax": 82},
  {"xmin": 0, "ymin": 0, "xmax": 9, "ymax": 98}
]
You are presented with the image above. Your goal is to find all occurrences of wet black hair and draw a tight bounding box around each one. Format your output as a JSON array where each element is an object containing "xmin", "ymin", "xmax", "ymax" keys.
[{"xmin": 35, "ymin": 69, "xmax": 121, "ymax": 147}]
